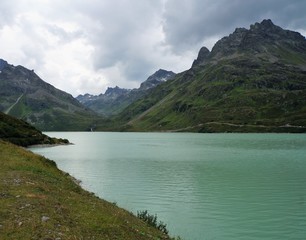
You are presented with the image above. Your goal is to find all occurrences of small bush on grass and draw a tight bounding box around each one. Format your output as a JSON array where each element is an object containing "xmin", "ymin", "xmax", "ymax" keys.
[{"xmin": 137, "ymin": 210, "xmax": 169, "ymax": 235}]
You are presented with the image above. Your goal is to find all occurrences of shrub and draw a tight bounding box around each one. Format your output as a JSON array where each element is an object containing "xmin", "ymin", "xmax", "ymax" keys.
[{"xmin": 137, "ymin": 210, "xmax": 169, "ymax": 235}]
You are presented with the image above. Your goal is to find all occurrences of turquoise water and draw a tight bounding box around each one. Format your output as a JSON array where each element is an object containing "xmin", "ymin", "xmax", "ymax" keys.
[{"xmin": 30, "ymin": 133, "xmax": 306, "ymax": 240}]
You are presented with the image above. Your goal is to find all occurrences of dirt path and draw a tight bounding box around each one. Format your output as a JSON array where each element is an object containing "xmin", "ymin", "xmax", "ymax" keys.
[
  {"xmin": 164, "ymin": 122, "xmax": 306, "ymax": 132},
  {"xmin": 4, "ymin": 94, "xmax": 24, "ymax": 114}
]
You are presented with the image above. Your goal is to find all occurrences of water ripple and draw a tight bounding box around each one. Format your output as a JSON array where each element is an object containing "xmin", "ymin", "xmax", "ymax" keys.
[{"xmin": 31, "ymin": 132, "xmax": 306, "ymax": 240}]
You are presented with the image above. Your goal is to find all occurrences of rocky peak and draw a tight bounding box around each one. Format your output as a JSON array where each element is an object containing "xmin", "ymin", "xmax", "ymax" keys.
[
  {"xmin": 247, "ymin": 19, "xmax": 288, "ymax": 42},
  {"xmin": 250, "ymin": 19, "xmax": 281, "ymax": 32},
  {"xmin": 252, "ymin": 19, "xmax": 273, "ymax": 28},
  {"xmin": 209, "ymin": 19, "xmax": 306, "ymax": 59},
  {"xmin": 105, "ymin": 86, "xmax": 130, "ymax": 97},
  {"xmin": 139, "ymin": 69, "xmax": 176, "ymax": 90},
  {"xmin": 0, "ymin": 59, "xmax": 9, "ymax": 71},
  {"xmin": 192, "ymin": 47, "xmax": 211, "ymax": 67},
  {"xmin": 210, "ymin": 26, "xmax": 248, "ymax": 58},
  {"xmin": 243, "ymin": 19, "xmax": 306, "ymax": 52},
  {"xmin": 76, "ymin": 93, "xmax": 97, "ymax": 104}
]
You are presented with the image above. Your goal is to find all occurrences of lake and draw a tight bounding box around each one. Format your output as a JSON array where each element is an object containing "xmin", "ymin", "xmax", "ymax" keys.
[{"xmin": 30, "ymin": 132, "xmax": 306, "ymax": 240}]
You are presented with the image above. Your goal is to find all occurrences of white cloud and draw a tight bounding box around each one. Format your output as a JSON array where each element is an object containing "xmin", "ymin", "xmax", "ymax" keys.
[{"xmin": 0, "ymin": 0, "xmax": 305, "ymax": 96}]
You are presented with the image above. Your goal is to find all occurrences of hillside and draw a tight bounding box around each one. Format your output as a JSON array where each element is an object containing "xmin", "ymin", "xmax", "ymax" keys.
[
  {"xmin": 77, "ymin": 69, "xmax": 175, "ymax": 116},
  {"xmin": 0, "ymin": 61, "xmax": 98, "ymax": 131},
  {"xmin": 105, "ymin": 19, "xmax": 306, "ymax": 133},
  {"xmin": 0, "ymin": 111, "xmax": 68, "ymax": 147},
  {"xmin": 0, "ymin": 140, "xmax": 171, "ymax": 239}
]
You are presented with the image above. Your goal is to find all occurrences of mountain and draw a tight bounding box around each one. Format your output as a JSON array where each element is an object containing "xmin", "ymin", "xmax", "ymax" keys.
[
  {"xmin": 0, "ymin": 61, "xmax": 98, "ymax": 131},
  {"xmin": 105, "ymin": 19, "xmax": 306, "ymax": 133},
  {"xmin": 139, "ymin": 69, "xmax": 176, "ymax": 90},
  {"xmin": 77, "ymin": 69, "xmax": 175, "ymax": 116},
  {"xmin": 0, "ymin": 59, "xmax": 8, "ymax": 71},
  {"xmin": 0, "ymin": 111, "xmax": 69, "ymax": 146},
  {"xmin": 77, "ymin": 86, "xmax": 132, "ymax": 116}
]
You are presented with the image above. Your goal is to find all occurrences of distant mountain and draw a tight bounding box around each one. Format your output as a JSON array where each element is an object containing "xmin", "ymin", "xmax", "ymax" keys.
[
  {"xmin": 105, "ymin": 19, "xmax": 306, "ymax": 133},
  {"xmin": 139, "ymin": 69, "xmax": 176, "ymax": 90},
  {"xmin": 0, "ymin": 61, "xmax": 97, "ymax": 131},
  {"xmin": 77, "ymin": 87, "xmax": 131, "ymax": 106},
  {"xmin": 77, "ymin": 69, "xmax": 175, "ymax": 116}
]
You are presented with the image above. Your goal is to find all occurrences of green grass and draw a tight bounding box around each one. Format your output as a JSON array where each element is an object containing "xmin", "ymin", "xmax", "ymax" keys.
[
  {"xmin": 107, "ymin": 52, "xmax": 306, "ymax": 133},
  {"xmin": 0, "ymin": 140, "xmax": 172, "ymax": 240},
  {"xmin": 274, "ymin": 46, "xmax": 306, "ymax": 65},
  {"xmin": 0, "ymin": 112, "xmax": 69, "ymax": 147},
  {"xmin": 7, "ymin": 95, "xmax": 31, "ymax": 118}
]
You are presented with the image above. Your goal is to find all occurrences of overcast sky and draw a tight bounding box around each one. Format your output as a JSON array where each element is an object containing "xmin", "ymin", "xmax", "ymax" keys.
[{"xmin": 1, "ymin": 0, "xmax": 305, "ymax": 96}]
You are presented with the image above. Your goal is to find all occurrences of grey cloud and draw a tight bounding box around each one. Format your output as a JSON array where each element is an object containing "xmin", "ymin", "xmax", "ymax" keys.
[
  {"xmin": 1, "ymin": 0, "xmax": 305, "ymax": 95},
  {"xmin": 0, "ymin": 1, "xmax": 18, "ymax": 27},
  {"xmin": 76, "ymin": 1, "xmax": 165, "ymax": 81},
  {"xmin": 162, "ymin": 0, "xmax": 306, "ymax": 52},
  {"xmin": 45, "ymin": 24, "xmax": 84, "ymax": 44}
]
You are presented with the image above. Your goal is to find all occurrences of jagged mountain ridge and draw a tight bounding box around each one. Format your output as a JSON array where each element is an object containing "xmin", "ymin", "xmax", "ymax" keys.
[
  {"xmin": 77, "ymin": 69, "xmax": 175, "ymax": 116},
  {"xmin": 208, "ymin": 19, "xmax": 306, "ymax": 63},
  {"xmin": 139, "ymin": 69, "xmax": 176, "ymax": 90},
  {"xmin": 104, "ymin": 19, "xmax": 306, "ymax": 133},
  {"xmin": 0, "ymin": 61, "xmax": 97, "ymax": 131}
]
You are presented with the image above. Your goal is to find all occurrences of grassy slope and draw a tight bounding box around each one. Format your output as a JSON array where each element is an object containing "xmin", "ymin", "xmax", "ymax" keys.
[
  {"xmin": 0, "ymin": 112, "xmax": 69, "ymax": 147},
  {"xmin": 0, "ymin": 140, "xmax": 170, "ymax": 240},
  {"xmin": 102, "ymin": 53, "xmax": 306, "ymax": 133},
  {"xmin": 95, "ymin": 21, "xmax": 306, "ymax": 133},
  {"xmin": 0, "ymin": 64, "xmax": 99, "ymax": 131},
  {"xmin": 6, "ymin": 94, "xmax": 99, "ymax": 131}
]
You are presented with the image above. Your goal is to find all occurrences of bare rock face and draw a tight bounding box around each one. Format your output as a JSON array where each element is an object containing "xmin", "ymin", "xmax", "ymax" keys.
[
  {"xmin": 210, "ymin": 27, "xmax": 248, "ymax": 58},
  {"xmin": 192, "ymin": 47, "xmax": 211, "ymax": 67},
  {"xmin": 139, "ymin": 69, "xmax": 175, "ymax": 90},
  {"xmin": 104, "ymin": 86, "xmax": 131, "ymax": 98},
  {"xmin": 205, "ymin": 19, "xmax": 306, "ymax": 60},
  {"xmin": 0, "ymin": 59, "xmax": 8, "ymax": 71}
]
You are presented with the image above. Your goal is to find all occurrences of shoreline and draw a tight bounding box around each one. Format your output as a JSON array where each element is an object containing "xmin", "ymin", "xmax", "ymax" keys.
[
  {"xmin": 0, "ymin": 140, "xmax": 172, "ymax": 239},
  {"xmin": 27, "ymin": 142, "xmax": 74, "ymax": 148}
]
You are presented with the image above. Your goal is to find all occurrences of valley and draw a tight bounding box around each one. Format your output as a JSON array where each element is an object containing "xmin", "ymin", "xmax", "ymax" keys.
[
  {"xmin": 1, "ymin": 19, "xmax": 306, "ymax": 133},
  {"xmin": 1, "ymin": 18, "xmax": 306, "ymax": 240}
]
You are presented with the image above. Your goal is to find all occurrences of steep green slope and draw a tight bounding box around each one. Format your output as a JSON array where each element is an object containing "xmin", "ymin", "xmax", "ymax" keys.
[
  {"xmin": 0, "ymin": 112, "xmax": 68, "ymax": 147},
  {"xmin": 0, "ymin": 140, "xmax": 171, "ymax": 239},
  {"xmin": 105, "ymin": 20, "xmax": 306, "ymax": 133},
  {"xmin": 0, "ymin": 62, "xmax": 98, "ymax": 131}
]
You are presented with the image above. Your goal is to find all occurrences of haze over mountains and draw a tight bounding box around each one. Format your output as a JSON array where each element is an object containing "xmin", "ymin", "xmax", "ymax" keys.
[
  {"xmin": 1, "ymin": 19, "xmax": 306, "ymax": 132},
  {"xmin": 77, "ymin": 69, "xmax": 175, "ymax": 116}
]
